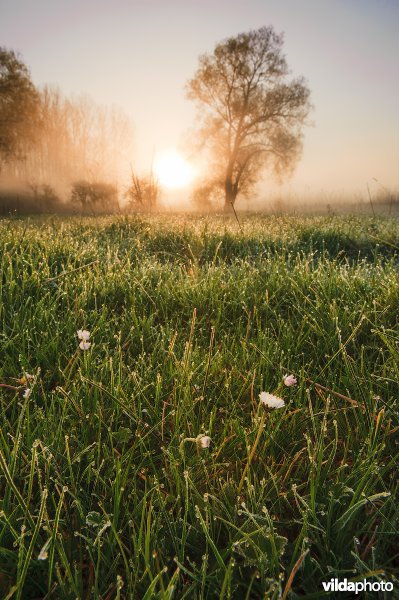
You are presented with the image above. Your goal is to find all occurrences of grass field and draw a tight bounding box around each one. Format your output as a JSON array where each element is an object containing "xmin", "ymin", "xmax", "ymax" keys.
[{"xmin": 0, "ymin": 214, "xmax": 398, "ymax": 599}]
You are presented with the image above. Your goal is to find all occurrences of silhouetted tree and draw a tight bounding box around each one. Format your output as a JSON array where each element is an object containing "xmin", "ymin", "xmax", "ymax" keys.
[
  {"xmin": 71, "ymin": 181, "xmax": 119, "ymax": 213},
  {"xmin": 187, "ymin": 26, "xmax": 311, "ymax": 210},
  {"xmin": 0, "ymin": 47, "xmax": 39, "ymax": 170}
]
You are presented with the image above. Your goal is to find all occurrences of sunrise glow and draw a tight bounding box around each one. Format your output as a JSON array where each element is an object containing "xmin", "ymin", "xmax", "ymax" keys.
[{"xmin": 154, "ymin": 150, "xmax": 195, "ymax": 189}]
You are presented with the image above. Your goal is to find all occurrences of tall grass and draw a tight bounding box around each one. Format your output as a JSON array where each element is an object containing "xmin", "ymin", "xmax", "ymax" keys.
[{"xmin": 0, "ymin": 214, "xmax": 398, "ymax": 598}]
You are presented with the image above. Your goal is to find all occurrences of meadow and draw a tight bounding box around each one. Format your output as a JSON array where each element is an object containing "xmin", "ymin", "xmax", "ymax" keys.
[{"xmin": 0, "ymin": 213, "xmax": 398, "ymax": 599}]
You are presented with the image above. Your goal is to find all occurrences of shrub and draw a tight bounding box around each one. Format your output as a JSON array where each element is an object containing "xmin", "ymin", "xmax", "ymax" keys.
[{"xmin": 70, "ymin": 180, "xmax": 119, "ymax": 213}]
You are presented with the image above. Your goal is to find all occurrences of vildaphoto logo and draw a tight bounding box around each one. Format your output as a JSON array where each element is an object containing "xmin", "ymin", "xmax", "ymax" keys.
[{"xmin": 322, "ymin": 578, "xmax": 393, "ymax": 594}]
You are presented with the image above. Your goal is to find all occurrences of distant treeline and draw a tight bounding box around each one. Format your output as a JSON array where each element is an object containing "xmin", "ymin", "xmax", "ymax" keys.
[
  {"xmin": 1, "ymin": 184, "xmax": 398, "ymax": 216},
  {"xmin": 1, "ymin": 47, "xmax": 134, "ymax": 210},
  {"xmin": 2, "ymin": 86, "xmax": 134, "ymax": 188}
]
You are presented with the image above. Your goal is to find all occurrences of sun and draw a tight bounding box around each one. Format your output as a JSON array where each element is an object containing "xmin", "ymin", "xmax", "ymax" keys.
[{"xmin": 154, "ymin": 149, "xmax": 195, "ymax": 189}]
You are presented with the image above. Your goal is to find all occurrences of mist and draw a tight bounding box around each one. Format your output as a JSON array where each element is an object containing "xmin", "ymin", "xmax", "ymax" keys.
[
  {"xmin": 1, "ymin": 8, "xmax": 398, "ymax": 217},
  {"xmin": 0, "ymin": 80, "xmax": 135, "ymax": 215}
]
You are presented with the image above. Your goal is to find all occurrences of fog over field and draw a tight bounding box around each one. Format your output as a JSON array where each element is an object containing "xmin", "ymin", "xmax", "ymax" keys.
[{"xmin": 1, "ymin": 0, "xmax": 398, "ymax": 214}]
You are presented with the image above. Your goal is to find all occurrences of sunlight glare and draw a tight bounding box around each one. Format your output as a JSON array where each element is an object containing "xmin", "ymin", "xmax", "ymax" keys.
[{"xmin": 154, "ymin": 149, "xmax": 195, "ymax": 189}]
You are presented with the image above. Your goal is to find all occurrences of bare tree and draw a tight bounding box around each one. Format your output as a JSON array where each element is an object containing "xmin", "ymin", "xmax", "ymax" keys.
[
  {"xmin": 125, "ymin": 168, "xmax": 160, "ymax": 212},
  {"xmin": 186, "ymin": 26, "xmax": 311, "ymax": 210},
  {"xmin": 6, "ymin": 85, "xmax": 134, "ymax": 195}
]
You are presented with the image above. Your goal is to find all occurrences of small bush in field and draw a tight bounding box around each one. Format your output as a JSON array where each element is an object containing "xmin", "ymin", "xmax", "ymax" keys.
[{"xmin": 70, "ymin": 180, "xmax": 119, "ymax": 213}]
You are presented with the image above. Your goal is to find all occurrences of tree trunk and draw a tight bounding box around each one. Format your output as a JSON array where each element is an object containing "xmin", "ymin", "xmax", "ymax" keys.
[{"xmin": 224, "ymin": 177, "xmax": 237, "ymax": 212}]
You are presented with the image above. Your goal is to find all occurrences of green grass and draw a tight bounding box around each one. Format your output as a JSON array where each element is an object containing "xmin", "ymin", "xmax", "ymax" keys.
[{"xmin": 0, "ymin": 213, "xmax": 398, "ymax": 599}]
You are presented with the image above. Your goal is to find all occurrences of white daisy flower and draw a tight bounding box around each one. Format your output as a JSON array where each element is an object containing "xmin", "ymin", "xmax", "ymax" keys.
[
  {"xmin": 259, "ymin": 392, "xmax": 285, "ymax": 409},
  {"xmin": 79, "ymin": 340, "xmax": 91, "ymax": 350},
  {"xmin": 197, "ymin": 435, "xmax": 211, "ymax": 448},
  {"xmin": 77, "ymin": 329, "xmax": 90, "ymax": 341}
]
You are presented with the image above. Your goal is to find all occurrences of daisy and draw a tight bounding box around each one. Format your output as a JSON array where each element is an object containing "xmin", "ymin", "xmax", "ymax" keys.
[
  {"xmin": 197, "ymin": 435, "xmax": 211, "ymax": 448},
  {"xmin": 79, "ymin": 340, "xmax": 91, "ymax": 350},
  {"xmin": 77, "ymin": 329, "xmax": 90, "ymax": 341},
  {"xmin": 259, "ymin": 392, "xmax": 285, "ymax": 409},
  {"xmin": 283, "ymin": 374, "xmax": 297, "ymax": 387}
]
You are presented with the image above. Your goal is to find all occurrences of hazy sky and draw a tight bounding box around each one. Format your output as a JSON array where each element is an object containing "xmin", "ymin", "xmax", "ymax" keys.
[{"xmin": 1, "ymin": 0, "xmax": 398, "ymax": 199}]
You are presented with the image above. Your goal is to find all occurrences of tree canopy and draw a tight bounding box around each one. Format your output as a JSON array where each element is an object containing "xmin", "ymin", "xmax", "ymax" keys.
[
  {"xmin": 187, "ymin": 26, "xmax": 311, "ymax": 208},
  {"xmin": 0, "ymin": 47, "xmax": 39, "ymax": 169}
]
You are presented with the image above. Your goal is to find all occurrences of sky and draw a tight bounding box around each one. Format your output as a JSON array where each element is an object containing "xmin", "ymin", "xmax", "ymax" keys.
[{"xmin": 1, "ymin": 0, "xmax": 398, "ymax": 201}]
